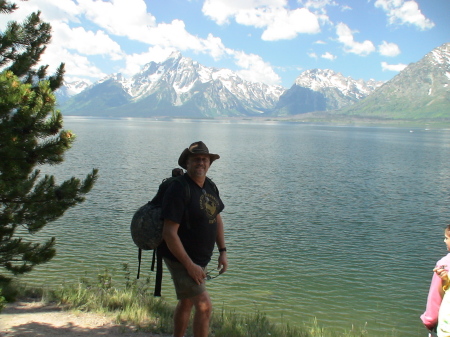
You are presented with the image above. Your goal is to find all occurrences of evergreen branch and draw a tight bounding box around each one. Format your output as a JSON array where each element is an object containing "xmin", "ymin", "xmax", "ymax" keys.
[
  {"xmin": 0, "ymin": 5, "xmax": 98, "ymax": 279},
  {"xmin": 0, "ymin": 1, "xmax": 18, "ymax": 14}
]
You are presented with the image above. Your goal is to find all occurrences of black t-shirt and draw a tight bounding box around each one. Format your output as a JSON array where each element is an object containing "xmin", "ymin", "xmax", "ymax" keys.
[{"xmin": 159, "ymin": 174, "xmax": 224, "ymax": 267}]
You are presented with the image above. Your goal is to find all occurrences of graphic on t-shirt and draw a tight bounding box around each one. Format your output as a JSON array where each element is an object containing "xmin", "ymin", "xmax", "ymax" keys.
[{"xmin": 200, "ymin": 191, "xmax": 218, "ymax": 222}]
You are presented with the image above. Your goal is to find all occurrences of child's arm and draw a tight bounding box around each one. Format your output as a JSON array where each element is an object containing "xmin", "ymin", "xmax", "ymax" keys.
[{"xmin": 421, "ymin": 267, "xmax": 446, "ymax": 330}]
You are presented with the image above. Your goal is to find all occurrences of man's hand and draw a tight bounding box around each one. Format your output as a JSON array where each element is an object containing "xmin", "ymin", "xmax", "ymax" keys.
[
  {"xmin": 217, "ymin": 252, "xmax": 228, "ymax": 274},
  {"xmin": 187, "ymin": 263, "xmax": 207, "ymax": 285}
]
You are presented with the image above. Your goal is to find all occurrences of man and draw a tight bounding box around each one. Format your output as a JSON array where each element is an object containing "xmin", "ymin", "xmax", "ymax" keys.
[{"xmin": 160, "ymin": 141, "xmax": 228, "ymax": 337}]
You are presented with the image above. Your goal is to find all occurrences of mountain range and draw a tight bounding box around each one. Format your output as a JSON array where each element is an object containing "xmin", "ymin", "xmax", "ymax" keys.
[
  {"xmin": 271, "ymin": 69, "xmax": 383, "ymax": 116},
  {"xmin": 58, "ymin": 42, "xmax": 450, "ymax": 119},
  {"xmin": 340, "ymin": 42, "xmax": 450, "ymax": 119},
  {"xmin": 59, "ymin": 52, "xmax": 284, "ymax": 118}
]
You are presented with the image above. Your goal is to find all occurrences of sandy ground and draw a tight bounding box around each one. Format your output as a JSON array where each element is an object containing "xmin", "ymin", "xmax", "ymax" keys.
[{"xmin": 0, "ymin": 300, "xmax": 172, "ymax": 337}]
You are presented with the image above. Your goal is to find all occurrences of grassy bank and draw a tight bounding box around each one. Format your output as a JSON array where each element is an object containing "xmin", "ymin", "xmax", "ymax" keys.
[{"xmin": 2, "ymin": 265, "xmax": 398, "ymax": 337}]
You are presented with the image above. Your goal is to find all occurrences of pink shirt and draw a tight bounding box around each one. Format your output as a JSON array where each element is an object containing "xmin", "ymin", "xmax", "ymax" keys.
[{"xmin": 421, "ymin": 253, "xmax": 450, "ymax": 330}]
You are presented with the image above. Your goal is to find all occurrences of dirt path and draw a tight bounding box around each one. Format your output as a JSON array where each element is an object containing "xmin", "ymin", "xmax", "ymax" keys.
[{"xmin": 0, "ymin": 300, "xmax": 171, "ymax": 337}]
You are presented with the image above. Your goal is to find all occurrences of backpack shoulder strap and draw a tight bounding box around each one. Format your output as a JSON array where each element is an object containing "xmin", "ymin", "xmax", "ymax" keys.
[
  {"xmin": 205, "ymin": 176, "xmax": 219, "ymax": 195},
  {"xmin": 173, "ymin": 175, "xmax": 191, "ymax": 228},
  {"xmin": 174, "ymin": 175, "xmax": 190, "ymax": 203}
]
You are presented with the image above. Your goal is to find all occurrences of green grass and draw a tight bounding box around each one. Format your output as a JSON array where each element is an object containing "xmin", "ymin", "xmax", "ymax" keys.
[
  {"xmin": 0, "ymin": 289, "xmax": 6, "ymax": 312},
  {"xmin": 1, "ymin": 265, "xmax": 396, "ymax": 337}
]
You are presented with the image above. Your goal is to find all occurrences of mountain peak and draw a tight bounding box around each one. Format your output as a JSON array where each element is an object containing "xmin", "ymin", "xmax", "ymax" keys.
[
  {"xmin": 271, "ymin": 68, "xmax": 384, "ymax": 116},
  {"xmin": 295, "ymin": 69, "xmax": 344, "ymax": 89},
  {"xmin": 293, "ymin": 68, "xmax": 383, "ymax": 97},
  {"xmin": 167, "ymin": 50, "xmax": 182, "ymax": 62},
  {"xmin": 427, "ymin": 42, "xmax": 450, "ymax": 66}
]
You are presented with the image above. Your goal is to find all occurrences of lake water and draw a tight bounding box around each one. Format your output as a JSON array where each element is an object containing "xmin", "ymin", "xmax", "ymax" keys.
[{"xmin": 20, "ymin": 117, "xmax": 450, "ymax": 336}]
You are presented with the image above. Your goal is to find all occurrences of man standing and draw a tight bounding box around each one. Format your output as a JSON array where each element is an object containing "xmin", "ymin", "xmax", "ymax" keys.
[{"xmin": 160, "ymin": 141, "xmax": 228, "ymax": 337}]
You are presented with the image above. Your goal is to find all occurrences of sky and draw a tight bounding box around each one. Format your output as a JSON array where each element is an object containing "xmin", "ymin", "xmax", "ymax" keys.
[{"xmin": 1, "ymin": 0, "xmax": 449, "ymax": 88}]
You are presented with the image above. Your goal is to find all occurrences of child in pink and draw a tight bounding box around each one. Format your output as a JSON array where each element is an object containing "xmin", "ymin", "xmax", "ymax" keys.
[{"xmin": 421, "ymin": 225, "xmax": 450, "ymax": 335}]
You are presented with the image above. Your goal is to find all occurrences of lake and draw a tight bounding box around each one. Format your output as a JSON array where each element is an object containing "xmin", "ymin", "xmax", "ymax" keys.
[{"xmin": 20, "ymin": 117, "xmax": 450, "ymax": 336}]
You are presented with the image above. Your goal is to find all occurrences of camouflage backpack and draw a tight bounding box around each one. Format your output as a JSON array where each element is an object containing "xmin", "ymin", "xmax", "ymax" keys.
[{"xmin": 130, "ymin": 175, "xmax": 189, "ymax": 296}]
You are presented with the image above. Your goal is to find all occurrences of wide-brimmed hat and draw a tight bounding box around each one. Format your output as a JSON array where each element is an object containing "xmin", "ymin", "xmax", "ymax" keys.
[{"xmin": 178, "ymin": 141, "xmax": 220, "ymax": 169}]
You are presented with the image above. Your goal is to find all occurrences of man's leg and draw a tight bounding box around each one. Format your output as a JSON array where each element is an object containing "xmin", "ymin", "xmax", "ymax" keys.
[
  {"xmin": 191, "ymin": 290, "xmax": 212, "ymax": 337},
  {"xmin": 164, "ymin": 258, "xmax": 211, "ymax": 336},
  {"xmin": 173, "ymin": 298, "xmax": 194, "ymax": 337}
]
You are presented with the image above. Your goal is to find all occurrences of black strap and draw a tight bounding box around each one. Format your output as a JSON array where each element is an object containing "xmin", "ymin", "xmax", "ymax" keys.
[
  {"xmin": 154, "ymin": 248, "xmax": 163, "ymax": 297},
  {"xmin": 137, "ymin": 248, "xmax": 142, "ymax": 279},
  {"xmin": 151, "ymin": 249, "xmax": 156, "ymax": 271},
  {"xmin": 173, "ymin": 175, "xmax": 191, "ymax": 229},
  {"xmin": 138, "ymin": 249, "xmax": 162, "ymax": 297}
]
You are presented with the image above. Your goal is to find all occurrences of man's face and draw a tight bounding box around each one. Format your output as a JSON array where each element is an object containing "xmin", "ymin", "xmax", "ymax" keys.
[{"xmin": 186, "ymin": 154, "xmax": 210, "ymax": 177}]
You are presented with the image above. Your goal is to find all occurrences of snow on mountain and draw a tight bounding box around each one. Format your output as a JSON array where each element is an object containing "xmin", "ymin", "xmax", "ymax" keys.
[
  {"xmin": 58, "ymin": 44, "xmax": 448, "ymax": 118},
  {"xmin": 123, "ymin": 51, "xmax": 284, "ymax": 111},
  {"xmin": 55, "ymin": 80, "xmax": 91, "ymax": 104},
  {"xmin": 272, "ymin": 69, "xmax": 384, "ymax": 116},
  {"xmin": 64, "ymin": 80, "xmax": 91, "ymax": 95},
  {"xmin": 59, "ymin": 52, "xmax": 284, "ymax": 116},
  {"xmin": 60, "ymin": 53, "xmax": 385, "ymax": 117},
  {"xmin": 295, "ymin": 69, "xmax": 383, "ymax": 99},
  {"xmin": 429, "ymin": 44, "xmax": 450, "ymax": 66}
]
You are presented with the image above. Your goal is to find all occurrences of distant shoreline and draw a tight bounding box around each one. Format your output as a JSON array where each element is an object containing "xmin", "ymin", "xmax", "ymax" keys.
[
  {"xmin": 263, "ymin": 113, "xmax": 450, "ymax": 129},
  {"xmin": 63, "ymin": 113, "xmax": 450, "ymax": 129}
]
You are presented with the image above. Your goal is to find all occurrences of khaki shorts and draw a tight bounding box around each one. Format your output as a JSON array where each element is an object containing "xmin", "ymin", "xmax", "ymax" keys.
[{"xmin": 163, "ymin": 258, "xmax": 207, "ymax": 300}]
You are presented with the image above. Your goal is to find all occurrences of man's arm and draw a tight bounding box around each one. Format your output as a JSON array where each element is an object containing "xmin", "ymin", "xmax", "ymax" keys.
[
  {"xmin": 162, "ymin": 219, "xmax": 206, "ymax": 284},
  {"xmin": 215, "ymin": 214, "xmax": 228, "ymax": 274}
]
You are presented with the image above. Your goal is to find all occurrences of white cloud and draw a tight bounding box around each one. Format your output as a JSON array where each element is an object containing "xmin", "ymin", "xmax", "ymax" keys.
[
  {"xmin": 374, "ymin": 0, "xmax": 434, "ymax": 30},
  {"xmin": 0, "ymin": 0, "xmax": 281, "ymax": 85},
  {"xmin": 378, "ymin": 41, "xmax": 401, "ymax": 57},
  {"xmin": 34, "ymin": 3, "xmax": 125, "ymax": 61},
  {"xmin": 381, "ymin": 61, "xmax": 407, "ymax": 72},
  {"xmin": 202, "ymin": 0, "xmax": 321, "ymax": 41},
  {"xmin": 0, "ymin": 0, "xmax": 115, "ymax": 81},
  {"xmin": 300, "ymin": 0, "xmax": 340, "ymax": 25},
  {"xmin": 308, "ymin": 52, "xmax": 318, "ymax": 59},
  {"xmin": 300, "ymin": 0, "xmax": 338, "ymax": 10},
  {"xmin": 202, "ymin": 0, "xmax": 245, "ymax": 25},
  {"xmin": 321, "ymin": 52, "xmax": 336, "ymax": 60},
  {"xmin": 76, "ymin": 0, "xmax": 157, "ymax": 39},
  {"xmin": 51, "ymin": 22, "xmax": 124, "ymax": 60},
  {"xmin": 41, "ymin": 44, "xmax": 106, "ymax": 80},
  {"xmin": 47, "ymin": 0, "xmax": 216, "ymax": 57},
  {"xmin": 146, "ymin": 20, "xmax": 203, "ymax": 50},
  {"xmin": 0, "ymin": 0, "xmax": 81, "ymax": 25},
  {"xmin": 32, "ymin": 0, "xmax": 81, "ymax": 22},
  {"xmin": 336, "ymin": 22, "xmax": 375, "ymax": 56},
  {"xmin": 121, "ymin": 47, "xmax": 177, "ymax": 77},
  {"xmin": 260, "ymin": 8, "xmax": 321, "ymax": 40},
  {"xmin": 138, "ymin": 20, "xmax": 228, "ymax": 61},
  {"xmin": 230, "ymin": 51, "xmax": 281, "ymax": 85},
  {"xmin": 17, "ymin": 0, "xmax": 228, "ymax": 78},
  {"xmin": 204, "ymin": 34, "xmax": 228, "ymax": 60},
  {"xmin": 202, "ymin": 0, "xmax": 287, "ymax": 25}
]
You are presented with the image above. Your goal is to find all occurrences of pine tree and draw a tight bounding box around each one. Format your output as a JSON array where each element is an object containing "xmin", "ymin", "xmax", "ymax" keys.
[{"xmin": 0, "ymin": 1, "xmax": 98, "ymax": 282}]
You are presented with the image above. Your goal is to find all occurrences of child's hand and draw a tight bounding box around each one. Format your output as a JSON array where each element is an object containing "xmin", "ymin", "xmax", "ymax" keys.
[{"xmin": 433, "ymin": 265, "xmax": 449, "ymax": 281}]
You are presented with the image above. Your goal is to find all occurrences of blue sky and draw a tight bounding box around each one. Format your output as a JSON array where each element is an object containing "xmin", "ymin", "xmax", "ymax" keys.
[{"xmin": 1, "ymin": 0, "xmax": 448, "ymax": 88}]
